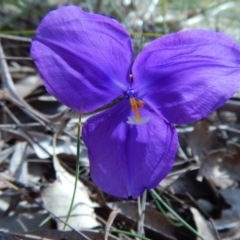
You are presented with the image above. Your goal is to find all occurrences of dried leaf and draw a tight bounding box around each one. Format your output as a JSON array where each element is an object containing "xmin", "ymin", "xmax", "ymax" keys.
[
  {"xmin": 109, "ymin": 201, "xmax": 177, "ymax": 239},
  {"xmin": 9, "ymin": 141, "xmax": 28, "ymax": 184},
  {"xmin": 26, "ymin": 229, "xmax": 119, "ymax": 240},
  {"xmin": 15, "ymin": 75, "xmax": 42, "ymax": 99},
  {"xmin": 190, "ymin": 207, "xmax": 215, "ymax": 240},
  {"xmin": 214, "ymin": 189, "xmax": 240, "ymax": 233},
  {"xmin": 200, "ymin": 144, "xmax": 240, "ymax": 188},
  {"xmin": 41, "ymin": 155, "xmax": 99, "ymax": 230},
  {"xmin": 188, "ymin": 120, "xmax": 217, "ymax": 160},
  {"xmin": 0, "ymin": 198, "xmax": 49, "ymax": 232}
]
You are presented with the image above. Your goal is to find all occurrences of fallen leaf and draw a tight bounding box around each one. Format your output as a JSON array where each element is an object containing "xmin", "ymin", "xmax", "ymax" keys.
[
  {"xmin": 41, "ymin": 155, "xmax": 99, "ymax": 230},
  {"xmin": 109, "ymin": 201, "xmax": 177, "ymax": 240},
  {"xmin": 15, "ymin": 75, "xmax": 42, "ymax": 99},
  {"xmin": 190, "ymin": 207, "xmax": 215, "ymax": 240},
  {"xmin": 188, "ymin": 120, "xmax": 217, "ymax": 160}
]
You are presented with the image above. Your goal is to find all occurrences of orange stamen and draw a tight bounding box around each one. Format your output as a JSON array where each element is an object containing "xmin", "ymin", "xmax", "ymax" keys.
[{"xmin": 130, "ymin": 98, "xmax": 143, "ymax": 122}]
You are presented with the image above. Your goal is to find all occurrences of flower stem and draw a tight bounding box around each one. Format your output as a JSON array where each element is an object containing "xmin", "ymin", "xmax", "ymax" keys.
[
  {"xmin": 149, "ymin": 189, "xmax": 205, "ymax": 240},
  {"xmin": 150, "ymin": 190, "xmax": 183, "ymax": 227},
  {"xmin": 63, "ymin": 110, "xmax": 82, "ymax": 230}
]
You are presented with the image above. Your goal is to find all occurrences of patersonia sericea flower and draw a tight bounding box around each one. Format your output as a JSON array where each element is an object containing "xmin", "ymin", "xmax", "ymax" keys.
[{"xmin": 31, "ymin": 5, "xmax": 240, "ymax": 198}]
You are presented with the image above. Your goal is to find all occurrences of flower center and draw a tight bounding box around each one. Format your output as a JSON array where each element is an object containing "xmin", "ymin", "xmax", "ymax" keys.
[
  {"xmin": 126, "ymin": 97, "xmax": 150, "ymax": 125},
  {"xmin": 125, "ymin": 88, "xmax": 150, "ymax": 125},
  {"xmin": 125, "ymin": 88, "xmax": 136, "ymax": 98},
  {"xmin": 127, "ymin": 98, "xmax": 150, "ymax": 125},
  {"xmin": 130, "ymin": 98, "xmax": 143, "ymax": 121}
]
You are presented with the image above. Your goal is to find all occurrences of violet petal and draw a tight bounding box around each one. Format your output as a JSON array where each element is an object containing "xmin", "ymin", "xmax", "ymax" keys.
[
  {"xmin": 31, "ymin": 5, "xmax": 132, "ymax": 113},
  {"xmin": 82, "ymin": 99, "xmax": 178, "ymax": 198},
  {"xmin": 132, "ymin": 30, "xmax": 240, "ymax": 124}
]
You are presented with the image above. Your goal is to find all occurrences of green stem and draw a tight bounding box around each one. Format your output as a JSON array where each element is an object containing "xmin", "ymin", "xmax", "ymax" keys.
[
  {"xmin": 150, "ymin": 191, "xmax": 183, "ymax": 227},
  {"xmin": 63, "ymin": 116, "xmax": 81, "ymax": 229},
  {"xmin": 150, "ymin": 190, "xmax": 205, "ymax": 240},
  {"xmin": 0, "ymin": 30, "xmax": 35, "ymax": 35}
]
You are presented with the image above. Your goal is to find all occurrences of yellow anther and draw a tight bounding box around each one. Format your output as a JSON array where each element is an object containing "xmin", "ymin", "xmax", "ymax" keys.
[
  {"xmin": 127, "ymin": 98, "xmax": 150, "ymax": 125},
  {"xmin": 129, "ymin": 98, "xmax": 143, "ymax": 122}
]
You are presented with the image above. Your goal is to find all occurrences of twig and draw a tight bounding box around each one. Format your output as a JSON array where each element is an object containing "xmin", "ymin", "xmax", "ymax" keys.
[
  {"xmin": 0, "ymin": 33, "xmax": 31, "ymax": 42},
  {"xmin": 0, "ymin": 42, "xmax": 69, "ymax": 126},
  {"xmin": 0, "ymin": 100, "xmax": 51, "ymax": 157},
  {"xmin": 105, "ymin": 210, "xmax": 119, "ymax": 240},
  {"xmin": 137, "ymin": 190, "xmax": 147, "ymax": 237},
  {"xmin": 9, "ymin": 232, "xmax": 53, "ymax": 240},
  {"xmin": 32, "ymin": 199, "xmax": 90, "ymax": 240},
  {"xmin": 1, "ymin": 177, "xmax": 90, "ymax": 240},
  {"xmin": 186, "ymin": 192, "xmax": 220, "ymax": 240},
  {"xmin": 0, "ymin": 56, "xmax": 32, "ymax": 60},
  {"xmin": 209, "ymin": 218, "xmax": 220, "ymax": 240}
]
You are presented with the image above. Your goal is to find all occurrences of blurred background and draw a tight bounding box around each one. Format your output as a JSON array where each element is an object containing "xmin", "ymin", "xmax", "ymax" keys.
[{"xmin": 1, "ymin": 0, "xmax": 240, "ymax": 46}]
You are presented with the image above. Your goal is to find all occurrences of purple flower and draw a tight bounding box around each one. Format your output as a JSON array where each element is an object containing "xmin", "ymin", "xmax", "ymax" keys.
[{"xmin": 31, "ymin": 5, "xmax": 240, "ymax": 198}]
